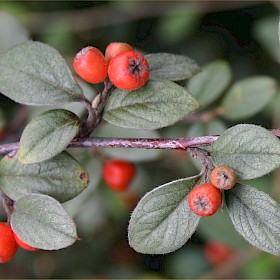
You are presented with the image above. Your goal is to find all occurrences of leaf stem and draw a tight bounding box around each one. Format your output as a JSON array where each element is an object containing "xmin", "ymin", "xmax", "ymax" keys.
[
  {"xmin": 187, "ymin": 147, "xmax": 215, "ymax": 181},
  {"xmin": 79, "ymin": 80, "xmax": 114, "ymax": 137}
]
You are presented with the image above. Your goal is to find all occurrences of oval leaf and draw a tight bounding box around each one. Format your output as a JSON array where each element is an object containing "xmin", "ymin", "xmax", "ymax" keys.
[
  {"xmin": 19, "ymin": 109, "xmax": 81, "ymax": 164},
  {"xmin": 146, "ymin": 53, "xmax": 201, "ymax": 81},
  {"xmin": 226, "ymin": 184, "xmax": 280, "ymax": 255},
  {"xmin": 187, "ymin": 60, "xmax": 232, "ymax": 107},
  {"xmin": 128, "ymin": 176, "xmax": 201, "ymax": 254},
  {"xmin": 0, "ymin": 151, "xmax": 89, "ymax": 202},
  {"xmin": 104, "ymin": 80, "xmax": 199, "ymax": 130},
  {"xmin": 96, "ymin": 123, "xmax": 161, "ymax": 162},
  {"xmin": 0, "ymin": 41, "xmax": 83, "ymax": 105},
  {"xmin": 11, "ymin": 194, "xmax": 78, "ymax": 250},
  {"xmin": 211, "ymin": 124, "xmax": 280, "ymax": 180},
  {"xmin": 221, "ymin": 76, "xmax": 277, "ymax": 120}
]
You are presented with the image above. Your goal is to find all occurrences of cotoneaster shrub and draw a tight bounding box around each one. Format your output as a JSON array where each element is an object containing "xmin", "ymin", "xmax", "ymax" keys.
[{"xmin": 0, "ymin": 36, "xmax": 279, "ymax": 264}]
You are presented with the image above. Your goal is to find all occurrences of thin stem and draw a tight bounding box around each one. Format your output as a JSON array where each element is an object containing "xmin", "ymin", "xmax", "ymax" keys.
[
  {"xmin": 79, "ymin": 80, "xmax": 114, "ymax": 138},
  {"xmin": 187, "ymin": 147, "xmax": 215, "ymax": 181},
  {"xmin": 92, "ymin": 80, "xmax": 115, "ymax": 129},
  {"xmin": 0, "ymin": 143, "xmax": 20, "ymax": 154},
  {"xmin": 0, "ymin": 136, "xmax": 217, "ymax": 155},
  {"xmin": 0, "ymin": 127, "xmax": 280, "ymax": 155},
  {"xmin": 81, "ymin": 99, "xmax": 96, "ymax": 126},
  {"xmin": 70, "ymin": 136, "xmax": 219, "ymax": 150}
]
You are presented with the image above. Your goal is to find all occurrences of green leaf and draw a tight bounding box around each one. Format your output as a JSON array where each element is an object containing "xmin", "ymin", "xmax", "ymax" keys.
[
  {"xmin": 19, "ymin": 109, "xmax": 81, "ymax": 164},
  {"xmin": 0, "ymin": 151, "xmax": 89, "ymax": 202},
  {"xmin": 0, "ymin": 41, "xmax": 83, "ymax": 106},
  {"xmin": 96, "ymin": 123, "xmax": 161, "ymax": 162},
  {"xmin": 221, "ymin": 76, "xmax": 277, "ymax": 120},
  {"xmin": 104, "ymin": 80, "xmax": 199, "ymax": 130},
  {"xmin": 226, "ymin": 184, "xmax": 280, "ymax": 255},
  {"xmin": 187, "ymin": 60, "xmax": 232, "ymax": 107},
  {"xmin": 211, "ymin": 124, "xmax": 280, "ymax": 180},
  {"xmin": 146, "ymin": 53, "xmax": 201, "ymax": 81},
  {"xmin": 128, "ymin": 176, "xmax": 201, "ymax": 254},
  {"xmin": 11, "ymin": 194, "xmax": 78, "ymax": 250}
]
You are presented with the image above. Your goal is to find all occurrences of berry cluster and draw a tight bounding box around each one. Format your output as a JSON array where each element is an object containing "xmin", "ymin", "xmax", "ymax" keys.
[
  {"xmin": 73, "ymin": 42, "xmax": 149, "ymax": 91},
  {"xmin": 188, "ymin": 166, "xmax": 237, "ymax": 217},
  {"xmin": 0, "ymin": 222, "xmax": 38, "ymax": 263}
]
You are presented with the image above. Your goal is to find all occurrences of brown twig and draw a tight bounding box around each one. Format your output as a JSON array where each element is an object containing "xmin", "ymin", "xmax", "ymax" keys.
[
  {"xmin": 0, "ymin": 135, "xmax": 217, "ymax": 155},
  {"xmin": 78, "ymin": 80, "xmax": 114, "ymax": 138},
  {"xmin": 0, "ymin": 126, "xmax": 280, "ymax": 156},
  {"xmin": 69, "ymin": 135, "xmax": 218, "ymax": 150},
  {"xmin": 187, "ymin": 147, "xmax": 215, "ymax": 181}
]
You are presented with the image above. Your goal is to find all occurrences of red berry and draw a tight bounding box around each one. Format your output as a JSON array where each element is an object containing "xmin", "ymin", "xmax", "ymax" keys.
[
  {"xmin": 14, "ymin": 232, "xmax": 39, "ymax": 251},
  {"xmin": 0, "ymin": 223, "xmax": 18, "ymax": 263},
  {"xmin": 73, "ymin": 46, "xmax": 108, "ymax": 84},
  {"xmin": 188, "ymin": 183, "xmax": 222, "ymax": 217},
  {"xmin": 105, "ymin": 42, "xmax": 133, "ymax": 63},
  {"xmin": 204, "ymin": 241, "xmax": 234, "ymax": 266},
  {"xmin": 210, "ymin": 165, "xmax": 237, "ymax": 190},
  {"xmin": 108, "ymin": 50, "xmax": 149, "ymax": 90},
  {"xmin": 102, "ymin": 159, "xmax": 136, "ymax": 192}
]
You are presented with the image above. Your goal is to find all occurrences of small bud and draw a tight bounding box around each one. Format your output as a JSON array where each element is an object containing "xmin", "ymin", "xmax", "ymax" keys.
[{"xmin": 91, "ymin": 94, "xmax": 101, "ymax": 109}]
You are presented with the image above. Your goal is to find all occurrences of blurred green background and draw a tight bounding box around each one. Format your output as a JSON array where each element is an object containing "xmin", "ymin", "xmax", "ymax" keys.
[{"xmin": 1, "ymin": 1, "xmax": 280, "ymax": 278}]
